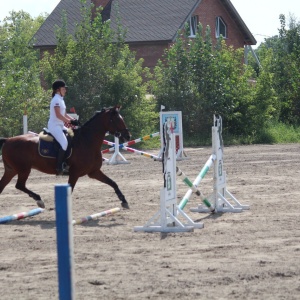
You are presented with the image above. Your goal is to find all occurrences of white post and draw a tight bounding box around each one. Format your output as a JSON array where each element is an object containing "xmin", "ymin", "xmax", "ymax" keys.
[
  {"xmin": 107, "ymin": 136, "xmax": 129, "ymax": 164},
  {"xmin": 23, "ymin": 111, "xmax": 28, "ymax": 134}
]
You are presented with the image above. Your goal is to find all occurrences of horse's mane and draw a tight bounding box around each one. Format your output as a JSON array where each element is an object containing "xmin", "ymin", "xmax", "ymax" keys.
[
  {"xmin": 81, "ymin": 110, "xmax": 104, "ymax": 128},
  {"xmin": 71, "ymin": 107, "xmax": 115, "ymax": 142},
  {"xmin": 81, "ymin": 106, "xmax": 119, "ymax": 128}
]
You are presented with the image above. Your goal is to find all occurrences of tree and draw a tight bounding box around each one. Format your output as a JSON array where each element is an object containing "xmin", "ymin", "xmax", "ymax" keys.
[
  {"xmin": 0, "ymin": 11, "xmax": 48, "ymax": 136},
  {"xmin": 152, "ymin": 23, "xmax": 267, "ymax": 139},
  {"xmin": 257, "ymin": 14, "xmax": 300, "ymax": 125},
  {"xmin": 41, "ymin": 1, "xmax": 157, "ymax": 138}
]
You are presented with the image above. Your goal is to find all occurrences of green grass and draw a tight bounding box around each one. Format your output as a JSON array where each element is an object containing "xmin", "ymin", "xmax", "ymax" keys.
[
  {"xmin": 254, "ymin": 122, "xmax": 300, "ymax": 144},
  {"xmin": 182, "ymin": 122, "xmax": 300, "ymax": 147},
  {"xmin": 223, "ymin": 122, "xmax": 300, "ymax": 145}
]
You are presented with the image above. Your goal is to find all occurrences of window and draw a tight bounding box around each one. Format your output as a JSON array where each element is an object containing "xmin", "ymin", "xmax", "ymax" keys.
[
  {"xmin": 188, "ymin": 15, "xmax": 198, "ymax": 37},
  {"xmin": 215, "ymin": 17, "xmax": 227, "ymax": 38}
]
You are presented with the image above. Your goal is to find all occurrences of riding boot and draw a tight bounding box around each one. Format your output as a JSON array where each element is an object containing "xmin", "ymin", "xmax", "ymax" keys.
[{"xmin": 56, "ymin": 148, "xmax": 67, "ymax": 175}]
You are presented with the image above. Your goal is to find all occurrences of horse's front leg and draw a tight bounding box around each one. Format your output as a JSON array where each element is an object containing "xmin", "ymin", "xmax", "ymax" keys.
[
  {"xmin": 88, "ymin": 169, "xmax": 129, "ymax": 209},
  {"xmin": 15, "ymin": 171, "xmax": 45, "ymax": 208}
]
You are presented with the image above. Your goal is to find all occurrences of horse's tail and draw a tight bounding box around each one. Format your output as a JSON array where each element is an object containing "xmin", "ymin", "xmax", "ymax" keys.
[{"xmin": 0, "ymin": 138, "xmax": 7, "ymax": 150}]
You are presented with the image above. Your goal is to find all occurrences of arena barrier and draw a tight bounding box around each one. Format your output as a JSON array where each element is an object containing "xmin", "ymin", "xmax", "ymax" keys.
[
  {"xmin": 134, "ymin": 122, "xmax": 203, "ymax": 233},
  {"xmin": 0, "ymin": 208, "xmax": 44, "ymax": 224},
  {"xmin": 190, "ymin": 115, "xmax": 250, "ymax": 213},
  {"xmin": 72, "ymin": 207, "xmax": 120, "ymax": 225}
]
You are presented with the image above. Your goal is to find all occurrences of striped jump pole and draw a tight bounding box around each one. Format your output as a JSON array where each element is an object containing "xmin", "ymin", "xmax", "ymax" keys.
[
  {"xmin": 120, "ymin": 146, "xmax": 159, "ymax": 160},
  {"xmin": 102, "ymin": 132, "xmax": 160, "ymax": 154},
  {"xmin": 72, "ymin": 207, "xmax": 120, "ymax": 225},
  {"xmin": 102, "ymin": 143, "xmax": 159, "ymax": 159},
  {"xmin": 0, "ymin": 208, "xmax": 44, "ymax": 224},
  {"xmin": 121, "ymin": 132, "xmax": 160, "ymax": 148},
  {"xmin": 178, "ymin": 154, "xmax": 216, "ymax": 210},
  {"xmin": 176, "ymin": 167, "xmax": 215, "ymax": 213}
]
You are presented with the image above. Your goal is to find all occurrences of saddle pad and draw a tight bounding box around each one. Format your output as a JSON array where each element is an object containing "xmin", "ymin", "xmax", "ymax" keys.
[{"xmin": 38, "ymin": 140, "xmax": 72, "ymax": 159}]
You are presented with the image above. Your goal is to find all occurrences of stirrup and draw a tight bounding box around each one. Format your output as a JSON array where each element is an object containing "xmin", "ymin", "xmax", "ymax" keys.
[
  {"xmin": 56, "ymin": 163, "xmax": 69, "ymax": 176},
  {"xmin": 56, "ymin": 169, "xmax": 69, "ymax": 176}
]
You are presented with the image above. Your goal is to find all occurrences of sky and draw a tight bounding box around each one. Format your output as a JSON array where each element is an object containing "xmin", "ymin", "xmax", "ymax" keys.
[{"xmin": 0, "ymin": 0, "xmax": 299, "ymax": 47}]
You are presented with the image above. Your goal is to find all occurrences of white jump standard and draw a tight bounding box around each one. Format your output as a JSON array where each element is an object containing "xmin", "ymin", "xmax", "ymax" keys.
[
  {"xmin": 134, "ymin": 122, "xmax": 203, "ymax": 233},
  {"xmin": 190, "ymin": 115, "xmax": 250, "ymax": 213}
]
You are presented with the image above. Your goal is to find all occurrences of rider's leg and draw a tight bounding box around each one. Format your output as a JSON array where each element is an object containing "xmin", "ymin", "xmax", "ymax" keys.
[
  {"xmin": 49, "ymin": 127, "xmax": 68, "ymax": 175},
  {"xmin": 56, "ymin": 146, "xmax": 67, "ymax": 175}
]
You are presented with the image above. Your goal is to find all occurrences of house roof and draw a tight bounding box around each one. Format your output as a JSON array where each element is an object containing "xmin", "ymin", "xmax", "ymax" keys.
[
  {"xmin": 32, "ymin": 0, "xmax": 256, "ymax": 47},
  {"xmin": 219, "ymin": 0, "xmax": 256, "ymax": 45},
  {"xmin": 32, "ymin": 0, "xmax": 90, "ymax": 47},
  {"xmin": 109, "ymin": 0, "xmax": 200, "ymax": 43}
]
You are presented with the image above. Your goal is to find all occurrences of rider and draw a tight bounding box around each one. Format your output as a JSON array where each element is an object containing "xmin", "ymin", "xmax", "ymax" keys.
[{"xmin": 48, "ymin": 79, "xmax": 78, "ymax": 175}]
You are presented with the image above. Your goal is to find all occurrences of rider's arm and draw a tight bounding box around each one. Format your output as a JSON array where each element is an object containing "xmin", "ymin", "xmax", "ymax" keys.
[{"xmin": 54, "ymin": 106, "xmax": 72, "ymax": 123}]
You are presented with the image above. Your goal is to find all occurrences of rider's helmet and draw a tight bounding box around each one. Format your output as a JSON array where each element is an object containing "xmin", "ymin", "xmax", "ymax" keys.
[{"xmin": 52, "ymin": 79, "xmax": 67, "ymax": 90}]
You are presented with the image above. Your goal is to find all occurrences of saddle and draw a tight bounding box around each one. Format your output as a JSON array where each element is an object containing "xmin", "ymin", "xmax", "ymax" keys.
[{"xmin": 38, "ymin": 128, "xmax": 73, "ymax": 159}]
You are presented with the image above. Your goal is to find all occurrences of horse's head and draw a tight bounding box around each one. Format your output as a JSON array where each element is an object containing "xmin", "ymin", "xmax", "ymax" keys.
[{"xmin": 106, "ymin": 105, "xmax": 131, "ymax": 143}]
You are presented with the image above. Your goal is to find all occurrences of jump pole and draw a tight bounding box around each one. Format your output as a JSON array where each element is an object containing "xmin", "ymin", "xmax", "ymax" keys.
[
  {"xmin": 190, "ymin": 115, "xmax": 250, "ymax": 213},
  {"xmin": 103, "ymin": 132, "xmax": 160, "ymax": 164},
  {"xmin": 55, "ymin": 184, "xmax": 75, "ymax": 300},
  {"xmin": 103, "ymin": 142, "xmax": 159, "ymax": 160},
  {"xmin": 176, "ymin": 167, "xmax": 215, "ymax": 213},
  {"xmin": 72, "ymin": 207, "xmax": 120, "ymax": 225},
  {"xmin": 178, "ymin": 154, "xmax": 216, "ymax": 210},
  {"xmin": 0, "ymin": 208, "xmax": 44, "ymax": 224},
  {"xmin": 134, "ymin": 122, "xmax": 203, "ymax": 233}
]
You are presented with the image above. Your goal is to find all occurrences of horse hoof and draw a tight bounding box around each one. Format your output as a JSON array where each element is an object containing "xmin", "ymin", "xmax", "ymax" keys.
[
  {"xmin": 36, "ymin": 200, "xmax": 45, "ymax": 208},
  {"xmin": 121, "ymin": 202, "xmax": 130, "ymax": 209}
]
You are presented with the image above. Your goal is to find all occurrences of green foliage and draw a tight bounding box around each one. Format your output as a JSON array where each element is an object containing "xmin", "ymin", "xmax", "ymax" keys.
[
  {"xmin": 41, "ymin": 1, "xmax": 158, "ymax": 136},
  {"xmin": 0, "ymin": 11, "xmax": 48, "ymax": 136},
  {"xmin": 258, "ymin": 14, "xmax": 300, "ymax": 125},
  {"xmin": 152, "ymin": 24, "xmax": 277, "ymax": 140}
]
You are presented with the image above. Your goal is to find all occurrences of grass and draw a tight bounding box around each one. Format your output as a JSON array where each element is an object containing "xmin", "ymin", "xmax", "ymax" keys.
[
  {"xmin": 181, "ymin": 122, "xmax": 300, "ymax": 147},
  {"xmin": 223, "ymin": 122, "xmax": 300, "ymax": 145}
]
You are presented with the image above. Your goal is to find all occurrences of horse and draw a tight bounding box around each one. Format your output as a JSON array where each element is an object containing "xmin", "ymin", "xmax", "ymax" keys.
[{"xmin": 0, "ymin": 105, "xmax": 131, "ymax": 209}]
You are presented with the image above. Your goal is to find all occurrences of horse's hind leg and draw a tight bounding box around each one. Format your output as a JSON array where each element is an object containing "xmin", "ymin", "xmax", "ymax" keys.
[
  {"xmin": 0, "ymin": 169, "xmax": 16, "ymax": 194},
  {"xmin": 88, "ymin": 169, "xmax": 129, "ymax": 209},
  {"xmin": 15, "ymin": 171, "xmax": 45, "ymax": 208}
]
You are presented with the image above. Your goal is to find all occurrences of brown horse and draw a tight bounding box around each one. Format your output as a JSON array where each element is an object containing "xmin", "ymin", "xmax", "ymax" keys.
[{"xmin": 0, "ymin": 106, "xmax": 131, "ymax": 209}]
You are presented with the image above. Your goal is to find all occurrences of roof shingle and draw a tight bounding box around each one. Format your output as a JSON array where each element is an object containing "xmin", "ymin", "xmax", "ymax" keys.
[
  {"xmin": 32, "ymin": 0, "xmax": 256, "ymax": 47},
  {"xmin": 32, "ymin": 0, "xmax": 199, "ymax": 47}
]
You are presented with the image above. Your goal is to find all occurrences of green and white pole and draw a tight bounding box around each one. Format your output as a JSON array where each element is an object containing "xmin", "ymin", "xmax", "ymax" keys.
[{"xmin": 178, "ymin": 154, "xmax": 216, "ymax": 211}]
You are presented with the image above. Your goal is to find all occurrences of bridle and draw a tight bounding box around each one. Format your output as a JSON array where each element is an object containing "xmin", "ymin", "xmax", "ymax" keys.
[{"xmin": 108, "ymin": 109, "xmax": 129, "ymax": 138}]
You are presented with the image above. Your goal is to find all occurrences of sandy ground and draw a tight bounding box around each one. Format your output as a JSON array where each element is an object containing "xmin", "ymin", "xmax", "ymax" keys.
[{"xmin": 0, "ymin": 143, "xmax": 299, "ymax": 300}]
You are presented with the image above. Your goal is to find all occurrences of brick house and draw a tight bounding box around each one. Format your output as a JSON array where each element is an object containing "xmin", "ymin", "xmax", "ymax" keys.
[{"xmin": 32, "ymin": 0, "xmax": 256, "ymax": 71}]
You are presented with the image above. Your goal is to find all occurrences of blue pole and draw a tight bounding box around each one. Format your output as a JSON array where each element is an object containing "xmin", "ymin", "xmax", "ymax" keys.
[{"xmin": 55, "ymin": 184, "xmax": 75, "ymax": 300}]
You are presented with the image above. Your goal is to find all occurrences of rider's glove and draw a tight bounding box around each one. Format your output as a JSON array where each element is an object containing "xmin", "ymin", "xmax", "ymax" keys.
[{"xmin": 70, "ymin": 119, "xmax": 79, "ymax": 126}]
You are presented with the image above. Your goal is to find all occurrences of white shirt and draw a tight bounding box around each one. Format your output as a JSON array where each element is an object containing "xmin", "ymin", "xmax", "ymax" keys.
[{"xmin": 48, "ymin": 94, "xmax": 66, "ymax": 128}]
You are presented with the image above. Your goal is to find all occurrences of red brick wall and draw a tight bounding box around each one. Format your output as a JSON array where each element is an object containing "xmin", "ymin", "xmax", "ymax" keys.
[
  {"xmin": 129, "ymin": 42, "xmax": 170, "ymax": 72},
  {"xmin": 195, "ymin": 0, "xmax": 245, "ymax": 48}
]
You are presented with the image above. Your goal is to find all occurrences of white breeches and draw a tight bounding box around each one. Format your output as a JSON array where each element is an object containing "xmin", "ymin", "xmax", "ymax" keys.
[{"xmin": 48, "ymin": 125, "xmax": 68, "ymax": 150}]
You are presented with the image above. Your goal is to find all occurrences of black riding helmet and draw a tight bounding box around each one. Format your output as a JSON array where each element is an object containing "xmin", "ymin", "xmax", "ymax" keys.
[{"xmin": 52, "ymin": 79, "xmax": 67, "ymax": 90}]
